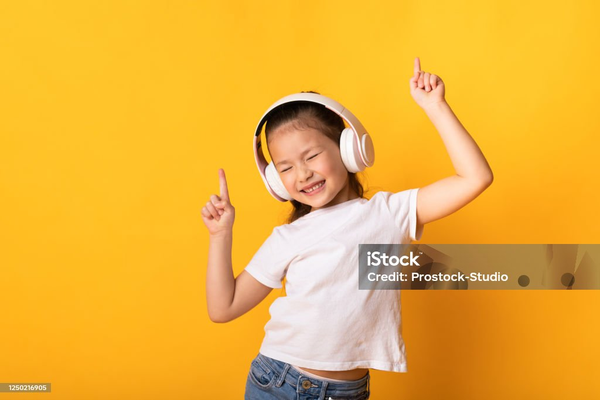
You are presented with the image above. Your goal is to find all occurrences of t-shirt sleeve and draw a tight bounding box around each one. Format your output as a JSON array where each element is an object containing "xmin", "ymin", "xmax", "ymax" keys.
[
  {"xmin": 379, "ymin": 189, "xmax": 424, "ymax": 241},
  {"xmin": 244, "ymin": 228, "xmax": 288, "ymax": 289}
]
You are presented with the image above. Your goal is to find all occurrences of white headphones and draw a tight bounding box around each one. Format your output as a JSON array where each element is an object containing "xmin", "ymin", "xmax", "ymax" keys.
[{"xmin": 253, "ymin": 92, "xmax": 375, "ymax": 202}]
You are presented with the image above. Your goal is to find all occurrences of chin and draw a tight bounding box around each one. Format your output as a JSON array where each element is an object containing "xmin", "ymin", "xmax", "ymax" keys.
[{"xmin": 311, "ymin": 196, "xmax": 332, "ymax": 208}]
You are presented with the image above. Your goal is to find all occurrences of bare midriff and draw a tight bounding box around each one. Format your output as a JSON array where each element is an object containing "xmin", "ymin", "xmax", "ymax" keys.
[{"xmin": 297, "ymin": 367, "xmax": 369, "ymax": 381}]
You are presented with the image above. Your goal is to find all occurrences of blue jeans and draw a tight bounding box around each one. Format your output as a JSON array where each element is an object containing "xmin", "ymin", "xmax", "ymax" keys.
[{"xmin": 245, "ymin": 353, "xmax": 371, "ymax": 400}]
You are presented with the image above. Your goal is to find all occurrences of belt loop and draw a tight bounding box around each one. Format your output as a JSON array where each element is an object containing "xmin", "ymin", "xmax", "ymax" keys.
[
  {"xmin": 318, "ymin": 381, "xmax": 329, "ymax": 400},
  {"xmin": 275, "ymin": 363, "xmax": 290, "ymax": 387}
]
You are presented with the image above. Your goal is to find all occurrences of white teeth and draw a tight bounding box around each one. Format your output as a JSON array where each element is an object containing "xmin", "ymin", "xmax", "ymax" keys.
[{"xmin": 304, "ymin": 181, "xmax": 324, "ymax": 193}]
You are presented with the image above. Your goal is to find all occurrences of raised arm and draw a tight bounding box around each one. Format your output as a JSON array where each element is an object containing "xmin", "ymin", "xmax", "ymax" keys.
[
  {"xmin": 409, "ymin": 57, "xmax": 493, "ymax": 226},
  {"xmin": 202, "ymin": 169, "xmax": 273, "ymax": 323}
]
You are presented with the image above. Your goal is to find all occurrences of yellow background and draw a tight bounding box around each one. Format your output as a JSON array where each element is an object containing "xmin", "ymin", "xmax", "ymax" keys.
[{"xmin": 1, "ymin": 1, "xmax": 599, "ymax": 399}]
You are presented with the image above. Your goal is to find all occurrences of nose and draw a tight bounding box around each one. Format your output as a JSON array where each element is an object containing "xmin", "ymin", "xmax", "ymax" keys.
[{"xmin": 297, "ymin": 165, "xmax": 313, "ymax": 182}]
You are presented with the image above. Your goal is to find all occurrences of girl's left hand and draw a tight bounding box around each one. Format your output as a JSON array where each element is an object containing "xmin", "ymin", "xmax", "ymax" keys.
[{"xmin": 409, "ymin": 57, "xmax": 446, "ymax": 109}]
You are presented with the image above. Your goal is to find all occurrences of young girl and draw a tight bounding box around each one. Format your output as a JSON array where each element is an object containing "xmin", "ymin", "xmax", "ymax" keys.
[{"xmin": 202, "ymin": 57, "xmax": 493, "ymax": 400}]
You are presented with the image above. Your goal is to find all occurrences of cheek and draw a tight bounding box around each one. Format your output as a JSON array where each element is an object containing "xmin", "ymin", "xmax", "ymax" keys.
[
  {"xmin": 281, "ymin": 173, "xmax": 296, "ymax": 191},
  {"xmin": 311, "ymin": 155, "xmax": 330, "ymax": 171},
  {"xmin": 319, "ymin": 156, "xmax": 345, "ymax": 178}
]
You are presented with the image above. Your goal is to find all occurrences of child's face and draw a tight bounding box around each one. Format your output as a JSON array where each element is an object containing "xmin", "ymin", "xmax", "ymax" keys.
[{"xmin": 268, "ymin": 124, "xmax": 355, "ymax": 211}]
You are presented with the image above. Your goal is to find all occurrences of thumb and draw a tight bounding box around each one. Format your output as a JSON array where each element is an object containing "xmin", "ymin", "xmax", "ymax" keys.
[{"xmin": 217, "ymin": 199, "xmax": 232, "ymax": 210}]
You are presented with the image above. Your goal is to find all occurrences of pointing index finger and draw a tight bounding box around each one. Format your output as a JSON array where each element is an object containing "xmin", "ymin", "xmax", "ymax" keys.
[
  {"xmin": 219, "ymin": 168, "xmax": 229, "ymax": 201},
  {"xmin": 414, "ymin": 57, "xmax": 421, "ymax": 75}
]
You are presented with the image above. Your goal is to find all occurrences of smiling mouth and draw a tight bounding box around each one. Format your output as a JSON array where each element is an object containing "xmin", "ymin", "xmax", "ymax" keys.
[{"xmin": 301, "ymin": 180, "xmax": 325, "ymax": 193}]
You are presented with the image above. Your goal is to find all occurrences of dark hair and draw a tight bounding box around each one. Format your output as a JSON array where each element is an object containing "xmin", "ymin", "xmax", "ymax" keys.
[{"xmin": 264, "ymin": 91, "xmax": 366, "ymax": 224}]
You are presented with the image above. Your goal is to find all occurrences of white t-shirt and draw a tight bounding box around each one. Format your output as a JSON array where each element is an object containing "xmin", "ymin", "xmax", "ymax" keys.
[{"xmin": 244, "ymin": 189, "xmax": 423, "ymax": 373}]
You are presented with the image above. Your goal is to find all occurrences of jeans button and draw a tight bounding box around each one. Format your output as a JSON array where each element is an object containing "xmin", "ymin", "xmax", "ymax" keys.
[{"xmin": 302, "ymin": 380, "xmax": 312, "ymax": 389}]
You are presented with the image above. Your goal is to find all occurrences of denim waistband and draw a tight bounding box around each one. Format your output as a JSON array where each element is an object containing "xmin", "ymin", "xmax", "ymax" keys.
[{"xmin": 256, "ymin": 352, "xmax": 370, "ymax": 396}]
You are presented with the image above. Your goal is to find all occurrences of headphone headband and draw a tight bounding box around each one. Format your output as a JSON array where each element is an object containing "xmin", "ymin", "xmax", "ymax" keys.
[{"xmin": 253, "ymin": 92, "xmax": 374, "ymax": 202}]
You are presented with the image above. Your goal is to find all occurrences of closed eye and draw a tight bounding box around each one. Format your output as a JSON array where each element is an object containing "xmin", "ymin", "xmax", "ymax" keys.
[{"xmin": 280, "ymin": 153, "xmax": 321, "ymax": 173}]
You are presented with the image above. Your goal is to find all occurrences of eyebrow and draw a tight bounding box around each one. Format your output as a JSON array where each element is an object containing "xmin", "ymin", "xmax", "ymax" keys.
[{"xmin": 275, "ymin": 147, "xmax": 320, "ymax": 167}]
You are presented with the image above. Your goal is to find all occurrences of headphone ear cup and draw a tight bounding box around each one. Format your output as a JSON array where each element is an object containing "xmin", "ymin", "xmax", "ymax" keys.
[
  {"xmin": 339, "ymin": 128, "xmax": 365, "ymax": 173},
  {"xmin": 265, "ymin": 162, "xmax": 292, "ymax": 201}
]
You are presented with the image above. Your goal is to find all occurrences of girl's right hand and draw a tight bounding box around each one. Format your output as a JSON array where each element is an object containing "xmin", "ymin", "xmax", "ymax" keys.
[
  {"xmin": 201, "ymin": 168, "xmax": 235, "ymax": 236},
  {"xmin": 409, "ymin": 57, "xmax": 446, "ymax": 110}
]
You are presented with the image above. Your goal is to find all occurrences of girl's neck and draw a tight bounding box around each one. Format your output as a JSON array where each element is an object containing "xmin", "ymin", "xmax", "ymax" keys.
[{"xmin": 310, "ymin": 185, "xmax": 359, "ymax": 213}]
